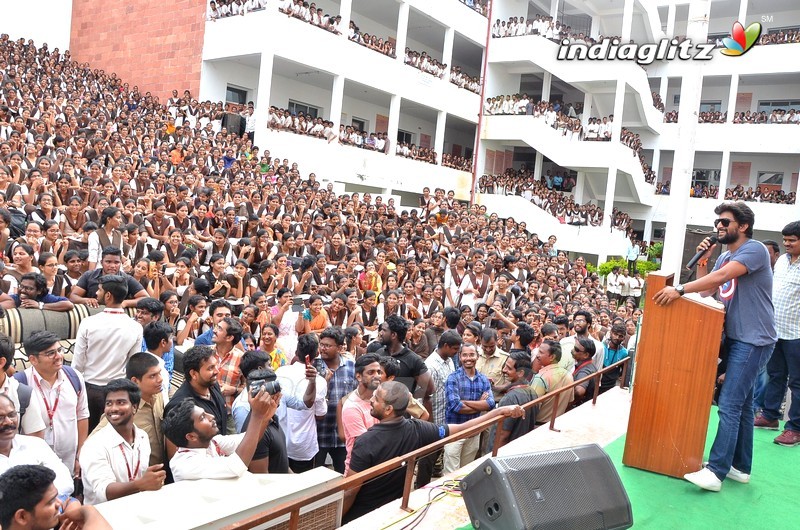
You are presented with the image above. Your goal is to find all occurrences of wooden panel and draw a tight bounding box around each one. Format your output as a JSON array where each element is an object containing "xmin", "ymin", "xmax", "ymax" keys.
[
  {"xmin": 792, "ymin": 172, "xmax": 798, "ymax": 193},
  {"xmin": 735, "ymin": 92, "xmax": 752, "ymax": 113},
  {"xmin": 623, "ymin": 272, "xmax": 725, "ymax": 478},
  {"xmin": 730, "ymin": 161, "xmax": 751, "ymax": 186},
  {"xmin": 485, "ymin": 149, "xmax": 495, "ymax": 175},
  {"xmin": 452, "ymin": 144, "xmax": 462, "ymax": 157},
  {"xmin": 375, "ymin": 114, "xmax": 389, "ymax": 134},
  {"xmin": 662, "ymin": 167, "xmax": 672, "ymax": 183},
  {"xmin": 504, "ymin": 150, "xmax": 514, "ymax": 172},
  {"xmin": 420, "ymin": 133, "xmax": 431, "ymax": 149}
]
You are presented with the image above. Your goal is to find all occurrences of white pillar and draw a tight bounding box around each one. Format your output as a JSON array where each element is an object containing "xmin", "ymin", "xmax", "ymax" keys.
[
  {"xmin": 611, "ymin": 79, "xmax": 625, "ymax": 143},
  {"xmin": 442, "ymin": 27, "xmax": 455, "ymax": 80},
  {"xmin": 738, "ymin": 0, "xmax": 749, "ymax": 24},
  {"xmin": 659, "ymin": 76, "xmax": 668, "ymax": 105},
  {"xmin": 795, "ymin": 165, "xmax": 800, "ymax": 218},
  {"xmin": 387, "ymin": 95, "xmax": 401, "ymax": 157},
  {"xmin": 718, "ymin": 151, "xmax": 731, "ymax": 199},
  {"xmin": 589, "ymin": 16, "xmax": 598, "ymax": 40},
  {"xmin": 541, "ymin": 72, "xmax": 552, "ymax": 102},
  {"xmin": 550, "ymin": 0, "xmax": 559, "ymax": 18},
  {"xmin": 603, "ymin": 166, "xmax": 618, "ymax": 232},
  {"xmin": 329, "ymin": 75, "xmax": 345, "ymax": 131},
  {"xmin": 253, "ymin": 52, "xmax": 274, "ymax": 149},
  {"xmin": 574, "ymin": 171, "xmax": 586, "ymax": 203},
  {"xmin": 581, "ymin": 92, "xmax": 593, "ymax": 129},
  {"xmin": 726, "ymin": 74, "xmax": 739, "ymax": 123},
  {"xmin": 666, "ymin": 2, "xmax": 677, "ymax": 37},
  {"xmin": 643, "ymin": 217, "xmax": 654, "ymax": 243},
  {"xmin": 339, "ymin": 0, "xmax": 352, "ymax": 36},
  {"xmin": 661, "ymin": 0, "xmax": 712, "ymax": 276},
  {"xmin": 621, "ymin": 0, "xmax": 634, "ymax": 41},
  {"xmin": 395, "ymin": 2, "xmax": 410, "ymax": 65},
  {"xmin": 652, "ymin": 149, "xmax": 662, "ymax": 177},
  {"xmin": 533, "ymin": 151, "xmax": 544, "ymax": 181},
  {"xmin": 434, "ymin": 111, "xmax": 447, "ymax": 164}
]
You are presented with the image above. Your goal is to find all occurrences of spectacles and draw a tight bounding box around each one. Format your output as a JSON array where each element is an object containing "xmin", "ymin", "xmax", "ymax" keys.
[
  {"xmin": 0, "ymin": 410, "xmax": 19, "ymax": 423},
  {"xmin": 714, "ymin": 218, "xmax": 732, "ymax": 228},
  {"xmin": 35, "ymin": 346, "xmax": 63, "ymax": 358}
]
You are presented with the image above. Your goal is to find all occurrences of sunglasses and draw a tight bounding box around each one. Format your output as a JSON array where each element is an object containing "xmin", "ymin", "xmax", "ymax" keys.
[{"xmin": 714, "ymin": 218, "xmax": 732, "ymax": 228}]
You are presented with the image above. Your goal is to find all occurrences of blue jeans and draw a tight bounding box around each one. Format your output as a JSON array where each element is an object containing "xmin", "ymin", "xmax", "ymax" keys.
[
  {"xmin": 707, "ymin": 339, "xmax": 775, "ymax": 481},
  {"xmin": 753, "ymin": 364, "xmax": 769, "ymax": 411},
  {"xmin": 761, "ymin": 338, "xmax": 800, "ymax": 432}
]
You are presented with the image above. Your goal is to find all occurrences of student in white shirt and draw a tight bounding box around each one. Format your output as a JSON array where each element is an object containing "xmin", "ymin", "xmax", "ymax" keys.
[
  {"xmin": 1, "ymin": 333, "xmax": 46, "ymax": 436},
  {"xmin": 0, "ymin": 394, "xmax": 73, "ymax": 497},
  {"xmin": 20, "ymin": 331, "xmax": 89, "ymax": 475},
  {"xmin": 79, "ymin": 379, "xmax": 165, "ymax": 505},
  {"xmin": 163, "ymin": 376, "xmax": 280, "ymax": 481}
]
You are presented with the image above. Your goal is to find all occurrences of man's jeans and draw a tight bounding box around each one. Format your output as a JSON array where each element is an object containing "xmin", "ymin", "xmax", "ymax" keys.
[
  {"xmin": 707, "ymin": 339, "xmax": 775, "ymax": 481},
  {"xmin": 761, "ymin": 338, "xmax": 800, "ymax": 432}
]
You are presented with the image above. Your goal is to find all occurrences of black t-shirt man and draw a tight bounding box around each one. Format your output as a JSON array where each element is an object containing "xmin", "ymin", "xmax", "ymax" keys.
[
  {"xmin": 76, "ymin": 268, "xmax": 144, "ymax": 299},
  {"xmin": 375, "ymin": 345, "xmax": 428, "ymax": 393},
  {"xmin": 488, "ymin": 386, "xmax": 537, "ymax": 451},
  {"xmin": 166, "ymin": 381, "xmax": 228, "ymax": 435},
  {"xmin": 243, "ymin": 412, "xmax": 289, "ymax": 473},
  {"xmin": 345, "ymin": 418, "xmax": 448, "ymax": 522}
]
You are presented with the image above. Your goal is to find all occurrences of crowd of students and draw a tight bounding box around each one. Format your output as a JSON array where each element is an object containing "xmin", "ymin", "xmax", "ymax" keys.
[
  {"xmin": 664, "ymin": 109, "xmax": 800, "ymax": 124},
  {"xmin": 479, "ymin": 170, "xmax": 635, "ymax": 233},
  {"xmin": 0, "ymin": 33, "xmax": 649, "ymax": 524}
]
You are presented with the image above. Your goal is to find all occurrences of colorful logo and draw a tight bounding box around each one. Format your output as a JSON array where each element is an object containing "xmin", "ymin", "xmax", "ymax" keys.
[{"xmin": 720, "ymin": 21, "xmax": 762, "ymax": 56}]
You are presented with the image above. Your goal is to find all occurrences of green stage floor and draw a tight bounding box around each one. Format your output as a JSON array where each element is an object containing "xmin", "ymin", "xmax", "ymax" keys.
[{"xmin": 604, "ymin": 408, "xmax": 800, "ymax": 528}]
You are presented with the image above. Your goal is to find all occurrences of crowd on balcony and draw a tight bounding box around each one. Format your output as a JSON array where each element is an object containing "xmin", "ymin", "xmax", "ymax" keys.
[
  {"xmin": 207, "ymin": 0, "xmax": 268, "ymax": 19},
  {"xmin": 278, "ymin": 0, "xmax": 343, "ymax": 33},
  {"xmin": 710, "ymin": 26, "xmax": 800, "ymax": 47},
  {"xmin": 458, "ymin": 0, "xmax": 489, "ymax": 17},
  {"xmin": 348, "ymin": 20, "xmax": 396, "ymax": 58},
  {"xmin": 479, "ymin": 169, "xmax": 634, "ymax": 233},
  {"xmin": 395, "ymin": 143, "xmax": 437, "ymax": 165},
  {"xmin": 0, "ymin": 34, "xmax": 655, "ymax": 525},
  {"xmin": 485, "ymin": 95, "xmax": 656, "ymax": 185},
  {"xmin": 651, "ymin": 92, "xmax": 665, "ymax": 112},
  {"xmin": 664, "ymin": 109, "xmax": 800, "ymax": 124},
  {"xmin": 450, "ymin": 66, "xmax": 481, "ymax": 94},
  {"xmin": 404, "ymin": 49, "xmax": 447, "ymax": 78},
  {"xmin": 442, "ymin": 153, "xmax": 473, "ymax": 171}
]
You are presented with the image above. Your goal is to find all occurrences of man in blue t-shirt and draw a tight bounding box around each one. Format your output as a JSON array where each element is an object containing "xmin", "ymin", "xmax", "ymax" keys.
[{"xmin": 654, "ymin": 201, "xmax": 777, "ymax": 492}]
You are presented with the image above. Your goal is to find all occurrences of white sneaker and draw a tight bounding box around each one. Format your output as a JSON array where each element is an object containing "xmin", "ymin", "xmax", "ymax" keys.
[
  {"xmin": 684, "ymin": 467, "xmax": 722, "ymax": 492},
  {"xmin": 703, "ymin": 462, "xmax": 751, "ymax": 484},
  {"xmin": 725, "ymin": 467, "xmax": 750, "ymax": 484}
]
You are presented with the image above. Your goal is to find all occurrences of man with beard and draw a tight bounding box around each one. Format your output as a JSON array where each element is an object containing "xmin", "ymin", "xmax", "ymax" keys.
[
  {"xmin": 559, "ymin": 310, "xmax": 605, "ymax": 371},
  {"xmin": 374, "ymin": 315, "xmax": 433, "ymax": 417},
  {"xmin": 655, "ymin": 202, "xmax": 776, "ymax": 492},
  {"xmin": 79, "ymin": 379, "xmax": 166, "ymax": 505},
  {"xmin": 163, "ymin": 376, "xmax": 280, "ymax": 481},
  {"xmin": 342, "ymin": 381, "xmax": 524, "ymax": 523},
  {"xmin": 341, "ymin": 353, "xmax": 384, "ymax": 474},
  {"xmin": 0, "ymin": 395, "xmax": 73, "ymax": 497},
  {"xmin": 598, "ymin": 323, "xmax": 628, "ymax": 394}
]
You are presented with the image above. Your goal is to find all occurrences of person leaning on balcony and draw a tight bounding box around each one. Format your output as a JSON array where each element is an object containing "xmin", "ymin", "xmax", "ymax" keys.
[
  {"xmin": 342, "ymin": 380, "xmax": 523, "ymax": 523},
  {"xmin": 530, "ymin": 340, "xmax": 573, "ymax": 425}
]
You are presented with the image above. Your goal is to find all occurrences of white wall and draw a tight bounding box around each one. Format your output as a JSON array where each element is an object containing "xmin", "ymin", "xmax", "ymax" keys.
[
  {"xmin": 0, "ymin": 0, "xmax": 72, "ymax": 50},
  {"xmin": 270, "ymin": 75, "xmax": 333, "ymax": 118},
  {"xmin": 200, "ymin": 60, "xmax": 260, "ymax": 104},
  {"xmin": 707, "ymin": 9, "xmax": 800, "ymax": 35},
  {"xmin": 700, "ymin": 81, "xmax": 800, "ymax": 114}
]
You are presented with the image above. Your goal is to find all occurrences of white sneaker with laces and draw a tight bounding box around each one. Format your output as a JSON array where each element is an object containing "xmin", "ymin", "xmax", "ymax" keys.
[
  {"xmin": 703, "ymin": 462, "xmax": 751, "ymax": 484},
  {"xmin": 684, "ymin": 467, "xmax": 722, "ymax": 492}
]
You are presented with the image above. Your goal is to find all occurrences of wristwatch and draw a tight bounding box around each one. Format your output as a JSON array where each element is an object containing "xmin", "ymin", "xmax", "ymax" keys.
[
  {"xmin": 38, "ymin": 301, "xmax": 44, "ymax": 309},
  {"xmin": 675, "ymin": 284, "xmax": 685, "ymax": 296}
]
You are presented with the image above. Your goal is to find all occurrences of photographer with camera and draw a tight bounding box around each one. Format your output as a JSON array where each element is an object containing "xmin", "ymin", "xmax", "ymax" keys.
[{"xmin": 163, "ymin": 368, "xmax": 282, "ymax": 481}]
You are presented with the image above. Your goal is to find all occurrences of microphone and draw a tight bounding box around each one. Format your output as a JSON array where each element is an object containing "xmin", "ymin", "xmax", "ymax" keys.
[{"xmin": 685, "ymin": 236, "xmax": 718, "ymax": 269}]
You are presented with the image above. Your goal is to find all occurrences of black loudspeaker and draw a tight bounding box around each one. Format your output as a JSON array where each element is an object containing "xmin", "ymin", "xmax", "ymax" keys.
[{"xmin": 460, "ymin": 444, "xmax": 632, "ymax": 530}]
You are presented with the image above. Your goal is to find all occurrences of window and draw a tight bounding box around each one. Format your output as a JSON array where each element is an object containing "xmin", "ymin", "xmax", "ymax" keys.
[
  {"xmin": 699, "ymin": 100, "xmax": 722, "ymax": 113},
  {"xmin": 691, "ymin": 168, "xmax": 720, "ymax": 188},
  {"xmin": 757, "ymin": 171, "xmax": 783, "ymax": 186},
  {"xmin": 288, "ymin": 100, "xmax": 320, "ymax": 119},
  {"xmin": 757, "ymin": 100, "xmax": 800, "ymax": 113},
  {"xmin": 397, "ymin": 129, "xmax": 413, "ymax": 145},
  {"xmin": 226, "ymin": 86, "xmax": 248, "ymax": 105},
  {"xmin": 351, "ymin": 117, "xmax": 367, "ymax": 133}
]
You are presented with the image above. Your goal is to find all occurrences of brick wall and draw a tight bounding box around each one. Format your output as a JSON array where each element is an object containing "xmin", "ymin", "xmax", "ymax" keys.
[{"xmin": 70, "ymin": 0, "xmax": 206, "ymax": 102}]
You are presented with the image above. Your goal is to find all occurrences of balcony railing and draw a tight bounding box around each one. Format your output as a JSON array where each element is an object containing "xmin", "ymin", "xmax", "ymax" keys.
[{"xmin": 222, "ymin": 357, "xmax": 631, "ymax": 530}]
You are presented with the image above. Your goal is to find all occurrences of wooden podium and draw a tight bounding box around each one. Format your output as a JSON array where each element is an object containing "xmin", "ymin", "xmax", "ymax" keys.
[{"xmin": 623, "ymin": 271, "xmax": 725, "ymax": 478}]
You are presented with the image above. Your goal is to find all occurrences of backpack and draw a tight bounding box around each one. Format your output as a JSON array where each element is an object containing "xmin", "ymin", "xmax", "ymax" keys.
[
  {"xmin": 14, "ymin": 365, "xmax": 83, "ymax": 423},
  {"xmin": 7, "ymin": 207, "xmax": 27, "ymax": 240}
]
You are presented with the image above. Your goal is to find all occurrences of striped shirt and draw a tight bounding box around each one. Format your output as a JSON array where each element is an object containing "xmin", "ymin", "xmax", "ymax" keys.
[
  {"xmin": 424, "ymin": 351, "xmax": 455, "ymax": 425},
  {"xmin": 773, "ymin": 253, "xmax": 800, "ymax": 340},
  {"xmin": 216, "ymin": 346, "xmax": 245, "ymax": 408}
]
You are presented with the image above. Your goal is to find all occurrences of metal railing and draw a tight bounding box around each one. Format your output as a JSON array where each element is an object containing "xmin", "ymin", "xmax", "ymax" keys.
[{"xmin": 223, "ymin": 357, "xmax": 630, "ymax": 530}]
